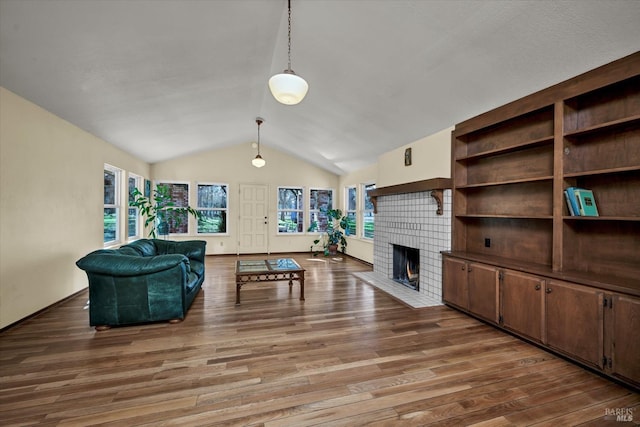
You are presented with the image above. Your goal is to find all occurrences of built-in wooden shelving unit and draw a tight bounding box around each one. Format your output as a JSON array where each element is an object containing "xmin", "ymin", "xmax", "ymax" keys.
[{"xmin": 442, "ymin": 52, "xmax": 640, "ymax": 390}]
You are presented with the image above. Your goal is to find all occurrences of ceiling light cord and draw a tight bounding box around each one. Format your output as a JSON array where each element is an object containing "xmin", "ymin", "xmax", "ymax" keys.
[{"xmin": 287, "ymin": 0, "xmax": 292, "ymax": 71}]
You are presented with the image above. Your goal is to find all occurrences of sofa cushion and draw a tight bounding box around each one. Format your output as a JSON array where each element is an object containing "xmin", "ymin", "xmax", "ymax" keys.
[
  {"xmin": 125, "ymin": 239, "xmax": 157, "ymax": 257},
  {"xmin": 118, "ymin": 246, "xmax": 141, "ymax": 256}
]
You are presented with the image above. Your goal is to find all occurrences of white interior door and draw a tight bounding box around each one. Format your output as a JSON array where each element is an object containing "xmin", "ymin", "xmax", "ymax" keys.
[{"xmin": 238, "ymin": 184, "xmax": 269, "ymax": 254}]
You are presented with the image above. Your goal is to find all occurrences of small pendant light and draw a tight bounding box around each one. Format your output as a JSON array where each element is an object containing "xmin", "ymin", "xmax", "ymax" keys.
[{"xmin": 252, "ymin": 117, "xmax": 266, "ymax": 168}]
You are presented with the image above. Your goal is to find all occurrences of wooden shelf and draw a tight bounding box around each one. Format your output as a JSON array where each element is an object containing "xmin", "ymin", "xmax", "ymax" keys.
[
  {"xmin": 458, "ymin": 214, "xmax": 553, "ymax": 220},
  {"xmin": 368, "ymin": 178, "xmax": 452, "ymax": 197},
  {"xmin": 457, "ymin": 176, "xmax": 553, "ymax": 189},
  {"xmin": 367, "ymin": 177, "xmax": 452, "ymax": 215},
  {"xmin": 563, "ymin": 114, "xmax": 640, "ymax": 137},
  {"xmin": 563, "ymin": 216, "xmax": 639, "ymax": 222},
  {"xmin": 563, "ymin": 165, "xmax": 640, "ymax": 178},
  {"xmin": 456, "ymin": 136, "xmax": 553, "ymax": 161},
  {"xmin": 456, "ymin": 135, "xmax": 553, "ymax": 161}
]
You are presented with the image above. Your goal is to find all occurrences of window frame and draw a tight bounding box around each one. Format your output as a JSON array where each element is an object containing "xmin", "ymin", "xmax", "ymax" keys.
[
  {"xmin": 308, "ymin": 187, "xmax": 334, "ymax": 233},
  {"xmin": 104, "ymin": 164, "xmax": 122, "ymax": 247},
  {"xmin": 127, "ymin": 173, "xmax": 143, "ymax": 241},
  {"xmin": 362, "ymin": 182, "xmax": 376, "ymax": 240},
  {"xmin": 196, "ymin": 182, "xmax": 229, "ymax": 235},
  {"xmin": 277, "ymin": 186, "xmax": 305, "ymax": 234},
  {"xmin": 345, "ymin": 185, "xmax": 357, "ymax": 237},
  {"xmin": 155, "ymin": 180, "xmax": 192, "ymax": 235}
]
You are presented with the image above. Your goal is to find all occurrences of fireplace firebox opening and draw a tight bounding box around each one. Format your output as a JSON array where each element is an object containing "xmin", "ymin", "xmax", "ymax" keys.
[{"xmin": 392, "ymin": 245, "xmax": 419, "ymax": 291}]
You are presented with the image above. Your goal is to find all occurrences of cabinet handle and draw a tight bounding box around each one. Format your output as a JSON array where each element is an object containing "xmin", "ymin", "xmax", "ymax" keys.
[
  {"xmin": 546, "ymin": 288, "xmax": 552, "ymax": 294},
  {"xmin": 468, "ymin": 267, "xmax": 473, "ymax": 272},
  {"xmin": 461, "ymin": 266, "xmax": 465, "ymax": 271},
  {"xmin": 535, "ymin": 284, "xmax": 541, "ymax": 291}
]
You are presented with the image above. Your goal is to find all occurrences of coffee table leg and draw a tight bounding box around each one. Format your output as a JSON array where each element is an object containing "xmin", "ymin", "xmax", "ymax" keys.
[
  {"xmin": 236, "ymin": 282, "xmax": 241, "ymax": 305},
  {"xmin": 300, "ymin": 271, "xmax": 305, "ymax": 301}
]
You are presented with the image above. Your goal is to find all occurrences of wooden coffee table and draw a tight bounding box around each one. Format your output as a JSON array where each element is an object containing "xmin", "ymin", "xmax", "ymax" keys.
[{"xmin": 235, "ymin": 258, "xmax": 305, "ymax": 305}]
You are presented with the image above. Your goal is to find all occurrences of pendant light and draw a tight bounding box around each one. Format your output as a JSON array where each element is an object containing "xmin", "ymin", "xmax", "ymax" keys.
[
  {"xmin": 252, "ymin": 117, "xmax": 266, "ymax": 168},
  {"xmin": 269, "ymin": 0, "xmax": 308, "ymax": 105}
]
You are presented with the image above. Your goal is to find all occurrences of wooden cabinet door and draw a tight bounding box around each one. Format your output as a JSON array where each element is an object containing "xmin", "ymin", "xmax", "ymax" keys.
[
  {"xmin": 443, "ymin": 257, "xmax": 468, "ymax": 310},
  {"xmin": 467, "ymin": 263, "xmax": 499, "ymax": 324},
  {"xmin": 545, "ymin": 280, "xmax": 604, "ymax": 369},
  {"xmin": 607, "ymin": 294, "xmax": 640, "ymax": 387},
  {"xmin": 501, "ymin": 270, "xmax": 544, "ymax": 343}
]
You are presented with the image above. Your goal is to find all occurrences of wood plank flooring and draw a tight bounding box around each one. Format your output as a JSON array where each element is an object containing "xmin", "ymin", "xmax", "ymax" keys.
[{"xmin": 1, "ymin": 253, "xmax": 638, "ymax": 426}]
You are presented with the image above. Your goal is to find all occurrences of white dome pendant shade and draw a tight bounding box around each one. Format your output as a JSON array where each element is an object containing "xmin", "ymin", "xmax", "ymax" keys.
[
  {"xmin": 269, "ymin": 0, "xmax": 308, "ymax": 105},
  {"xmin": 252, "ymin": 154, "xmax": 266, "ymax": 168},
  {"xmin": 269, "ymin": 70, "xmax": 308, "ymax": 105}
]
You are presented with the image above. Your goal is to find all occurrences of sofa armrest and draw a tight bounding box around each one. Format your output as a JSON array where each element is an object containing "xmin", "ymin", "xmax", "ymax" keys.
[{"xmin": 77, "ymin": 252, "xmax": 189, "ymax": 277}]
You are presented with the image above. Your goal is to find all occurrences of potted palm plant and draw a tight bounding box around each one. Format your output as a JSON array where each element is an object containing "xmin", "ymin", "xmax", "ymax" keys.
[
  {"xmin": 130, "ymin": 184, "xmax": 201, "ymax": 238},
  {"xmin": 308, "ymin": 208, "xmax": 349, "ymax": 255}
]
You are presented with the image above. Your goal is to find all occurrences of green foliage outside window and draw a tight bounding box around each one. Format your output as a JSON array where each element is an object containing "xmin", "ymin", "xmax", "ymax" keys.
[{"xmin": 129, "ymin": 184, "xmax": 201, "ymax": 238}]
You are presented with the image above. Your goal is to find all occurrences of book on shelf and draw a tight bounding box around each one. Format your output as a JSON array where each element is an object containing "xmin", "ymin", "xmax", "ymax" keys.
[
  {"xmin": 574, "ymin": 188, "xmax": 599, "ymax": 216},
  {"xmin": 564, "ymin": 189, "xmax": 576, "ymax": 216},
  {"xmin": 565, "ymin": 186, "xmax": 581, "ymax": 216}
]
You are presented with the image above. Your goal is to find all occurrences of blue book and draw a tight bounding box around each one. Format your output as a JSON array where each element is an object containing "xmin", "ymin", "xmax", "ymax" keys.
[
  {"xmin": 564, "ymin": 190, "xmax": 576, "ymax": 216},
  {"xmin": 565, "ymin": 187, "xmax": 582, "ymax": 216},
  {"xmin": 574, "ymin": 188, "xmax": 599, "ymax": 216}
]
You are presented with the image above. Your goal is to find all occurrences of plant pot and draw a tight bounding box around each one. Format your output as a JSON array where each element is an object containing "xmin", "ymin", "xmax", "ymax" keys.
[{"xmin": 327, "ymin": 244, "xmax": 338, "ymax": 255}]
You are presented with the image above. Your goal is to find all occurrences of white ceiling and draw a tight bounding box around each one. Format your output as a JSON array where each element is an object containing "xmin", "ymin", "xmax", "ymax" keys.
[{"xmin": 1, "ymin": 0, "xmax": 639, "ymax": 175}]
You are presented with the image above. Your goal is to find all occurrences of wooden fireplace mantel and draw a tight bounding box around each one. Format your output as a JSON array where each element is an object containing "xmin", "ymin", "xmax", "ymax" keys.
[{"xmin": 367, "ymin": 177, "xmax": 452, "ymax": 215}]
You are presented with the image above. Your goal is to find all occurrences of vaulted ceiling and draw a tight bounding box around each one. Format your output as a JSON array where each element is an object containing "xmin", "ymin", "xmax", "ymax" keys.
[{"xmin": 1, "ymin": 0, "xmax": 639, "ymax": 174}]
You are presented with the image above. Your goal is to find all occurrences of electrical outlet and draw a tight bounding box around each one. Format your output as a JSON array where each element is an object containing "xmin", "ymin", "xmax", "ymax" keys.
[{"xmin": 484, "ymin": 238, "xmax": 491, "ymax": 248}]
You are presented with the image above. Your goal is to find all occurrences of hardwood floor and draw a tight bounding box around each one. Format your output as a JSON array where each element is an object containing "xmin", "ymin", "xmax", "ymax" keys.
[{"xmin": 1, "ymin": 253, "xmax": 638, "ymax": 426}]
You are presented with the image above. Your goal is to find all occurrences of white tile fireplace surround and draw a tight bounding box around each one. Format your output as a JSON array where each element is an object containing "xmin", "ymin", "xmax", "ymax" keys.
[{"xmin": 355, "ymin": 188, "xmax": 451, "ymax": 308}]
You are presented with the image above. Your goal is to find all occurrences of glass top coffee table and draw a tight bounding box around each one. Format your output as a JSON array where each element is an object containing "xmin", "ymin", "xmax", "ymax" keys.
[{"xmin": 234, "ymin": 258, "xmax": 305, "ymax": 305}]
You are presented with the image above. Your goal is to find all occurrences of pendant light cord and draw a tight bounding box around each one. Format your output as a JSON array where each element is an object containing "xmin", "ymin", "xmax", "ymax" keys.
[
  {"xmin": 257, "ymin": 121, "xmax": 261, "ymax": 155},
  {"xmin": 287, "ymin": 0, "xmax": 292, "ymax": 71}
]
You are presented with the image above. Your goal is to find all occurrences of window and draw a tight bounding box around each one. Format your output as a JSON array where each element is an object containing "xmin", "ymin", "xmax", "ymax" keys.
[
  {"xmin": 197, "ymin": 183, "xmax": 228, "ymax": 234},
  {"xmin": 277, "ymin": 187, "xmax": 304, "ymax": 233},
  {"xmin": 128, "ymin": 174, "xmax": 142, "ymax": 240},
  {"xmin": 104, "ymin": 164, "xmax": 121, "ymax": 245},
  {"xmin": 363, "ymin": 183, "xmax": 375, "ymax": 239},
  {"xmin": 309, "ymin": 188, "xmax": 334, "ymax": 232},
  {"xmin": 156, "ymin": 182, "xmax": 190, "ymax": 234},
  {"xmin": 345, "ymin": 186, "xmax": 357, "ymax": 236}
]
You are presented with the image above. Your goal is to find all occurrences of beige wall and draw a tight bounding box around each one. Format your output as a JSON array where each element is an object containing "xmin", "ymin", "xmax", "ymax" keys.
[
  {"xmin": 151, "ymin": 143, "xmax": 339, "ymax": 255},
  {"xmin": 377, "ymin": 126, "xmax": 453, "ymax": 187},
  {"xmin": 0, "ymin": 88, "xmax": 150, "ymax": 329}
]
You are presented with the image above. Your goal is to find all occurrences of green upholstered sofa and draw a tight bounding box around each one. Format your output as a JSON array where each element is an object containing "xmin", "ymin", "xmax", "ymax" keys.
[{"xmin": 76, "ymin": 239, "xmax": 206, "ymax": 330}]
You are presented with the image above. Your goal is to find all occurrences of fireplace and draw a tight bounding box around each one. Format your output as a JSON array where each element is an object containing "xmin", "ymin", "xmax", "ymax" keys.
[
  {"xmin": 371, "ymin": 187, "xmax": 452, "ymax": 303},
  {"xmin": 392, "ymin": 245, "xmax": 419, "ymax": 291}
]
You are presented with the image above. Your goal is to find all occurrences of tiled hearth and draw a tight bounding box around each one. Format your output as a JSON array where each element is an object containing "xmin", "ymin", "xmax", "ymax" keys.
[{"xmin": 355, "ymin": 189, "xmax": 451, "ymax": 308}]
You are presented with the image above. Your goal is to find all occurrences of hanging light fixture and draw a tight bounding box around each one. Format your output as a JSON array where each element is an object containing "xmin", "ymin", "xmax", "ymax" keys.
[
  {"xmin": 269, "ymin": 0, "xmax": 308, "ymax": 105},
  {"xmin": 252, "ymin": 117, "xmax": 266, "ymax": 168}
]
